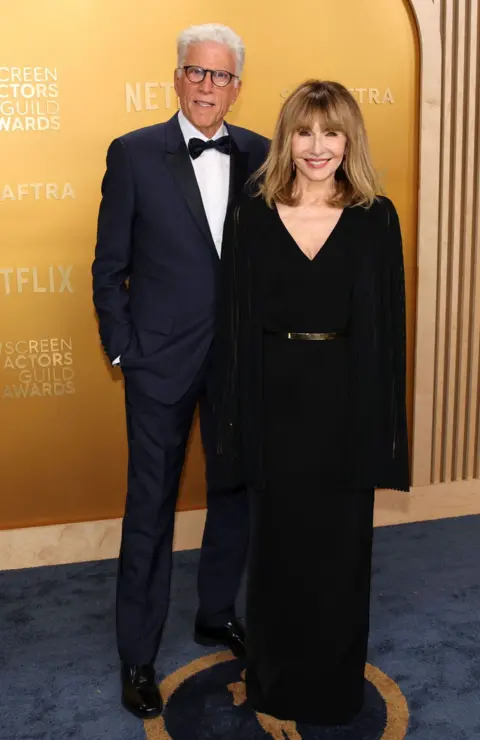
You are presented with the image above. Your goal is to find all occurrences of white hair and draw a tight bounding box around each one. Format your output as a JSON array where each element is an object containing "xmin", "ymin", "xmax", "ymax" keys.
[{"xmin": 176, "ymin": 23, "xmax": 245, "ymax": 78}]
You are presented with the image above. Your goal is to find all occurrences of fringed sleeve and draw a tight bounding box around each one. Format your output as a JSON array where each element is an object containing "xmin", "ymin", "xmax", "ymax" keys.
[
  {"xmin": 213, "ymin": 197, "xmax": 265, "ymax": 491},
  {"xmin": 212, "ymin": 202, "xmax": 244, "ymax": 488},
  {"xmin": 382, "ymin": 199, "xmax": 410, "ymax": 490},
  {"xmin": 349, "ymin": 197, "xmax": 410, "ymax": 492}
]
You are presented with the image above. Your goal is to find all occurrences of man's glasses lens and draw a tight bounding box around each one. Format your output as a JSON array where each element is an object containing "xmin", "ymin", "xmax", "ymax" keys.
[{"xmin": 184, "ymin": 66, "xmax": 233, "ymax": 87}]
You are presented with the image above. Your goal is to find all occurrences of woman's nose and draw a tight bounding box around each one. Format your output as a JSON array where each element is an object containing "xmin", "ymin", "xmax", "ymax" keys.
[{"xmin": 310, "ymin": 134, "xmax": 324, "ymax": 154}]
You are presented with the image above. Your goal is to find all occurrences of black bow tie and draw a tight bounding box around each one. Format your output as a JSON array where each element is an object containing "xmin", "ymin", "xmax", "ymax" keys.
[{"xmin": 188, "ymin": 135, "xmax": 232, "ymax": 160}]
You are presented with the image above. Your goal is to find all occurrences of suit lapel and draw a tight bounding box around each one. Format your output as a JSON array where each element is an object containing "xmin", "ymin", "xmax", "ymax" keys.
[
  {"xmin": 164, "ymin": 115, "xmax": 252, "ymax": 260},
  {"xmin": 165, "ymin": 115, "xmax": 215, "ymax": 251}
]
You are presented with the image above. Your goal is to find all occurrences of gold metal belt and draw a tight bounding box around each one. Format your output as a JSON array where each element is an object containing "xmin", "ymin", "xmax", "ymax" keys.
[{"xmin": 264, "ymin": 329, "xmax": 348, "ymax": 341}]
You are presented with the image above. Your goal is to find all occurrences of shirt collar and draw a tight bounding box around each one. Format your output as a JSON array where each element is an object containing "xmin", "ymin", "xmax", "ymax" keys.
[{"xmin": 178, "ymin": 108, "xmax": 227, "ymax": 144}]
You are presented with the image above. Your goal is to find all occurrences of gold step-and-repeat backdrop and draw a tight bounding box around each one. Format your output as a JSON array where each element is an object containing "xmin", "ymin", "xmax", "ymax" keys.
[{"xmin": 0, "ymin": 0, "xmax": 418, "ymax": 529}]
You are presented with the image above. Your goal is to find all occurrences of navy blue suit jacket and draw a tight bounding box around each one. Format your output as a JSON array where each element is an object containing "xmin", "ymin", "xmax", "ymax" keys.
[{"xmin": 92, "ymin": 113, "xmax": 269, "ymax": 403}]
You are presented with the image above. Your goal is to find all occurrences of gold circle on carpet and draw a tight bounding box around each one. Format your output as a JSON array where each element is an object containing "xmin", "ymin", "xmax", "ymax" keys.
[{"xmin": 143, "ymin": 651, "xmax": 409, "ymax": 740}]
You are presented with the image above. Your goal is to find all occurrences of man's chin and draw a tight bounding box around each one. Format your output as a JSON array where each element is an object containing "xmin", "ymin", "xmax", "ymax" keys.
[
  {"xmin": 191, "ymin": 116, "xmax": 222, "ymax": 134},
  {"xmin": 192, "ymin": 115, "xmax": 215, "ymax": 126}
]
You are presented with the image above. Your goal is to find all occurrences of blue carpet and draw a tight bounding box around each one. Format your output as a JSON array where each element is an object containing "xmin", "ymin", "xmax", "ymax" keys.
[
  {"xmin": 160, "ymin": 657, "xmax": 388, "ymax": 739},
  {"xmin": 0, "ymin": 515, "xmax": 479, "ymax": 739}
]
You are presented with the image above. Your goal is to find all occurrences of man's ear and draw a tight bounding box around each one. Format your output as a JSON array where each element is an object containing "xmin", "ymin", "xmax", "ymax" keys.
[
  {"xmin": 233, "ymin": 79, "xmax": 242, "ymax": 104},
  {"xmin": 173, "ymin": 68, "xmax": 180, "ymax": 95}
]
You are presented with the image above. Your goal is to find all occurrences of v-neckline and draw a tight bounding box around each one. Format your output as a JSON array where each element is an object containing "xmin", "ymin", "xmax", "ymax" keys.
[{"xmin": 274, "ymin": 203, "xmax": 346, "ymax": 263}]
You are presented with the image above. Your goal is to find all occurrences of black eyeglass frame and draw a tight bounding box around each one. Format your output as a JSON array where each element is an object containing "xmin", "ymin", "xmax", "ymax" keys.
[{"xmin": 181, "ymin": 65, "xmax": 239, "ymax": 87}]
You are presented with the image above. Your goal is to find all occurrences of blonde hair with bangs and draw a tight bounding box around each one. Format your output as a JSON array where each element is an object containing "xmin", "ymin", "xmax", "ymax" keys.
[{"xmin": 254, "ymin": 80, "xmax": 381, "ymax": 208}]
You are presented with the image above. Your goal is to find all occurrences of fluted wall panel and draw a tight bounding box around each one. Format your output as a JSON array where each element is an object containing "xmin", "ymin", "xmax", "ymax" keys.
[{"xmin": 412, "ymin": 0, "xmax": 480, "ymax": 485}]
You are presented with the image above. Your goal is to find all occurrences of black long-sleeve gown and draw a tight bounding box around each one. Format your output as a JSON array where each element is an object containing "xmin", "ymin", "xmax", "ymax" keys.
[{"xmin": 215, "ymin": 194, "xmax": 409, "ymax": 725}]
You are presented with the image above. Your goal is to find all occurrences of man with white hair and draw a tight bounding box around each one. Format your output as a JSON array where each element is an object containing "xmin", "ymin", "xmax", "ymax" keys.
[{"xmin": 92, "ymin": 23, "xmax": 269, "ymax": 718}]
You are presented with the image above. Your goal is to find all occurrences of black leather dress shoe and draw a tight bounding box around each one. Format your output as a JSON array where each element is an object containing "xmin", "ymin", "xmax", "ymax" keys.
[
  {"xmin": 194, "ymin": 617, "xmax": 246, "ymax": 658},
  {"xmin": 121, "ymin": 663, "xmax": 163, "ymax": 719}
]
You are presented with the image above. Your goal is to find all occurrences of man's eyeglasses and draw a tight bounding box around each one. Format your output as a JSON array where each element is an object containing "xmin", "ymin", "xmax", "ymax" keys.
[{"xmin": 181, "ymin": 65, "xmax": 238, "ymax": 88}]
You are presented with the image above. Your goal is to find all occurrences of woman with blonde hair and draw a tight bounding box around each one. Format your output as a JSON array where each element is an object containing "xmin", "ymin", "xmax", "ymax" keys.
[{"xmin": 215, "ymin": 80, "xmax": 409, "ymax": 725}]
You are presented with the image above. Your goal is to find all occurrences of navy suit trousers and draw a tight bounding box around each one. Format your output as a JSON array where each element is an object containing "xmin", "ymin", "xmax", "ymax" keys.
[{"xmin": 116, "ymin": 352, "xmax": 249, "ymax": 665}]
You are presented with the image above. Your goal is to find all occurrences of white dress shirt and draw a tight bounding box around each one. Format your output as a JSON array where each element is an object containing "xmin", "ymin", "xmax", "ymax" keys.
[
  {"xmin": 177, "ymin": 109, "xmax": 230, "ymax": 257},
  {"xmin": 113, "ymin": 110, "xmax": 231, "ymax": 366}
]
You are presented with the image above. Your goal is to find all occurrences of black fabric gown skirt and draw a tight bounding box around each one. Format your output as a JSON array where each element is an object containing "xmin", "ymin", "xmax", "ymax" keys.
[{"xmin": 244, "ymin": 205, "xmax": 375, "ymax": 725}]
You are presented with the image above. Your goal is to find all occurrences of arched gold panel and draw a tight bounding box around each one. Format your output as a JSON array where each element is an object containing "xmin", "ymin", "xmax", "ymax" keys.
[{"xmin": 0, "ymin": 0, "xmax": 419, "ymax": 527}]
